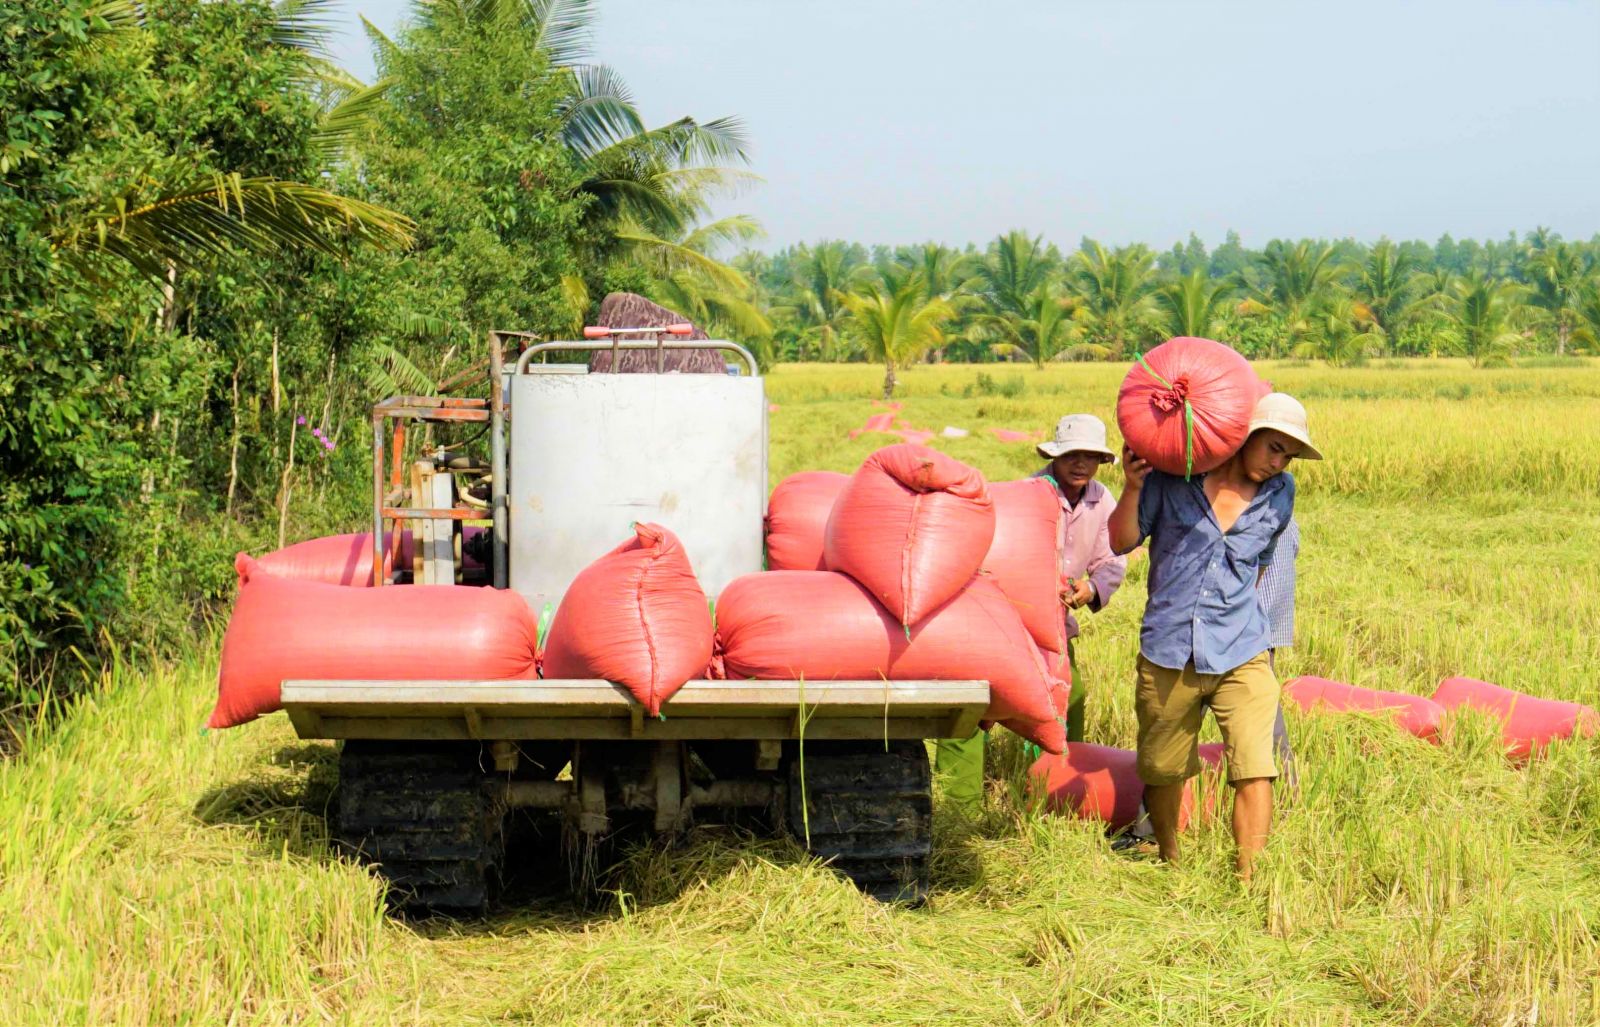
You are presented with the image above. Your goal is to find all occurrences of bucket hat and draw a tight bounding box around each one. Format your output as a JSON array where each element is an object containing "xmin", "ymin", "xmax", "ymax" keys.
[
  {"xmin": 1248, "ymin": 393, "xmax": 1322, "ymax": 461},
  {"xmin": 1037, "ymin": 414, "xmax": 1116, "ymax": 462}
]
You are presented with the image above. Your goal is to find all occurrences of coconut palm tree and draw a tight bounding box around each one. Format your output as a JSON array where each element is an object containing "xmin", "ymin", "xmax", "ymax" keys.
[
  {"xmin": 1244, "ymin": 241, "xmax": 1349, "ymax": 357},
  {"xmin": 973, "ymin": 230, "xmax": 1056, "ymax": 316},
  {"xmin": 1523, "ymin": 240, "xmax": 1588, "ymax": 356},
  {"xmin": 840, "ymin": 267, "xmax": 956, "ymax": 398},
  {"xmin": 772, "ymin": 241, "xmax": 872, "ymax": 360},
  {"xmin": 1151, "ymin": 269, "xmax": 1234, "ymax": 340},
  {"xmin": 1565, "ymin": 277, "xmax": 1600, "ymax": 356},
  {"xmin": 1443, "ymin": 277, "xmax": 1528, "ymax": 367},
  {"xmin": 1355, "ymin": 240, "xmax": 1416, "ymax": 337},
  {"xmin": 969, "ymin": 285, "xmax": 1079, "ymax": 367},
  {"xmin": 1065, "ymin": 242, "xmax": 1156, "ymax": 357},
  {"xmin": 1292, "ymin": 296, "xmax": 1385, "ymax": 366}
]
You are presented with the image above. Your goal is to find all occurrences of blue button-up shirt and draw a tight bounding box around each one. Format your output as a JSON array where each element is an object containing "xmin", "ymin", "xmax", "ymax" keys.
[{"xmin": 1132, "ymin": 469, "xmax": 1296, "ymax": 675}]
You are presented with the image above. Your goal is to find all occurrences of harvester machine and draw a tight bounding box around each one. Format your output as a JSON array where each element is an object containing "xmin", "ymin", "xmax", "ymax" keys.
[{"xmin": 281, "ymin": 328, "xmax": 989, "ymax": 910}]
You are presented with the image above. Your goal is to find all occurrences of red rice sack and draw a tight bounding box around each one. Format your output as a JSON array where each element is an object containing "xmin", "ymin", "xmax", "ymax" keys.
[
  {"xmin": 1027, "ymin": 742, "xmax": 1224, "ymax": 830},
  {"xmin": 823, "ymin": 444, "xmax": 995, "ymax": 626},
  {"xmin": 765, "ymin": 471, "xmax": 849, "ymax": 571},
  {"xmin": 210, "ymin": 554, "xmax": 538, "ymax": 729},
  {"xmin": 1283, "ymin": 676, "xmax": 1446, "ymax": 742},
  {"xmin": 716, "ymin": 570, "xmax": 1063, "ymax": 753},
  {"xmin": 541, "ymin": 523, "xmax": 712, "ymax": 717},
  {"xmin": 985, "ymin": 478, "xmax": 1067, "ymax": 654},
  {"xmin": 1432, "ymin": 676, "xmax": 1600, "ymax": 760},
  {"xmin": 256, "ymin": 527, "xmax": 488, "ymax": 586},
  {"xmin": 1117, "ymin": 336, "xmax": 1259, "ymax": 476}
]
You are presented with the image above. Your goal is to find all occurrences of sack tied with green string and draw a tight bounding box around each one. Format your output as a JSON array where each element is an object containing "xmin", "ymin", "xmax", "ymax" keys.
[{"xmin": 1116, "ymin": 336, "xmax": 1264, "ymax": 478}]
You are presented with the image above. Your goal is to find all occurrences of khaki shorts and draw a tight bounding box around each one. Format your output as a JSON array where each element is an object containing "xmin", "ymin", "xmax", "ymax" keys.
[{"xmin": 1135, "ymin": 651, "xmax": 1280, "ymax": 786}]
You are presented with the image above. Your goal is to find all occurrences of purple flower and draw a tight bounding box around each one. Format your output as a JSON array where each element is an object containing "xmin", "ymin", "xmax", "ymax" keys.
[
  {"xmin": 311, "ymin": 427, "xmax": 324, "ymax": 438},
  {"xmin": 323, "ymin": 440, "xmax": 335, "ymax": 450},
  {"xmin": 296, "ymin": 415, "xmax": 306, "ymax": 426}
]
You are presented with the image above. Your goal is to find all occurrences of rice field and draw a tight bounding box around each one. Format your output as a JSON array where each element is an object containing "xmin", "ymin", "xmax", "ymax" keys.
[{"xmin": 3, "ymin": 359, "xmax": 1599, "ymax": 1025}]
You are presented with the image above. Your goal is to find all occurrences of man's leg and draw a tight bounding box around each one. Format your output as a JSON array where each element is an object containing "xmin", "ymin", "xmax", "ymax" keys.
[
  {"xmin": 1144, "ymin": 782, "xmax": 1185, "ymax": 863},
  {"xmin": 934, "ymin": 730, "xmax": 985, "ymax": 814},
  {"xmin": 1209, "ymin": 651, "xmax": 1282, "ymax": 881},
  {"xmin": 1230, "ymin": 778, "xmax": 1273, "ymax": 880},
  {"xmin": 1134, "ymin": 655, "xmax": 1205, "ymax": 866},
  {"xmin": 1065, "ymin": 641, "xmax": 1085, "ymax": 743}
]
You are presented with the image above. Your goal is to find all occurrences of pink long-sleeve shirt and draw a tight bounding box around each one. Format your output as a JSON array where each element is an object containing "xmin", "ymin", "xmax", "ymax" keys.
[{"xmin": 1032, "ymin": 470, "xmax": 1127, "ymax": 641}]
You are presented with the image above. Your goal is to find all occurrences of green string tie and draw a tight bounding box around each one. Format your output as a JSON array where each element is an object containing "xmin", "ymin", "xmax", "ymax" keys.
[
  {"xmin": 537, "ymin": 601, "xmax": 554, "ymax": 649},
  {"xmin": 1134, "ymin": 352, "xmax": 1196, "ymax": 481}
]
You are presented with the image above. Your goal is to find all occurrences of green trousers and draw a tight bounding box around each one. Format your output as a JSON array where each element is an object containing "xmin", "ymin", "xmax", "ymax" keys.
[{"xmin": 936, "ymin": 643, "xmax": 1081, "ymax": 811}]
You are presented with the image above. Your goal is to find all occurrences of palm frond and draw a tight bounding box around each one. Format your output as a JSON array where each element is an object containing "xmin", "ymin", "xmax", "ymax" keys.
[
  {"xmin": 86, "ymin": 0, "xmax": 142, "ymax": 31},
  {"xmin": 557, "ymin": 65, "xmax": 644, "ymax": 160},
  {"xmin": 681, "ymin": 215, "xmax": 765, "ymax": 256},
  {"xmin": 311, "ymin": 79, "xmax": 391, "ymax": 167},
  {"xmin": 361, "ymin": 15, "xmax": 399, "ymax": 70},
  {"xmin": 301, "ymin": 55, "xmax": 370, "ymax": 99},
  {"xmin": 55, "ymin": 174, "xmax": 414, "ymax": 280},
  {"xmin": 560, "ymin": 273, "xmax": 591, "ymax": 332},
  {"xmin": 522, "ymin": 0, "xmax": 596, "ymax": 65},
  {"xmin": 393, "ymin": 310, "xmax": 466, "ymax": 343},
  {"xmin": 650, "ymin": 166, "xmax": 764, "ymax": 201},
  {"xmin": 612, "ymin": 228, "xmax": 747, "ymax": 290},
  {"xmin": 634, "ymin": 116, "xmax": 751, "ymax": 167},
  {"xmin": 367, "ymin": 341, "xmax": 439, "ymax": 396},
  {"xmin": 271, "ymin": 0, "xmax": 338, "ymax": 56},
  {"xmin": 581, "ymin": 177, "xmax": 694, "ymax": 234}
]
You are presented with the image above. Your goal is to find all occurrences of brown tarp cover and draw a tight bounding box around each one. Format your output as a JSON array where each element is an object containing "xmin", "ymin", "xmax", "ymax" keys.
[{"xmin": 587, "ymin": 292, "xmax": 724, "ymax": 374}]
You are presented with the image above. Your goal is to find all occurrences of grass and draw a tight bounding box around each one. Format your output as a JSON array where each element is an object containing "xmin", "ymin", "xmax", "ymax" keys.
[{"xmin": 4, "ymin": 358, "xmax": 1600, "ymax": 1025}]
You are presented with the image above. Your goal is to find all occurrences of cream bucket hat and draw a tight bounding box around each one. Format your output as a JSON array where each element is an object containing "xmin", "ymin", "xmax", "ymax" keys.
[
  {"xmin": 1037, "ymin": 414, "xmax": 1116, "ymax": 462},
  {"xmin": 1248, "ymin": 392, "xmax": 1323, "ymax": 461}
]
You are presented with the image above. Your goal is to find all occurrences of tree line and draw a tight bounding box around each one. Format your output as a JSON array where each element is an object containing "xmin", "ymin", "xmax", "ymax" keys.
[{"xmin": 724, "ymin": 232, "xmax": 1600, "ymax": 397}]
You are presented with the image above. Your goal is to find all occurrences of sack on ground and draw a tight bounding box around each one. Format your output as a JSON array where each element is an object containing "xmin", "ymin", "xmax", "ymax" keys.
[
  {"xmin": 1283, "ymin": 676, "xmax": 1445, "ymax": 742},
  {"xmin": 210, "ymin": 553, "xmax": 538, "ymax": 729},
  {"xmin": 985, "ymin": 478, "xmax": 1067, "ymax": 654},
  {"xmin": 541, "ymin": 523, "xmax": 713, "ymax": 716},
  {"xmin": 1431, "ymin": 676, "xmax": 1599, "ymax": 760},
  {"xmin": 1027, "ymin": 742, "xmax": 1223, "ymax": 830},
  {"xmin": 715, "ymin": 570, "xmax": 1062, "ymax": 753},
  {"xmin": 765, "ymin": 471, "xmax": 849, "ymax": 571},
  {"xmin": 1117, "ymin": 336, "xmax": 1260, "ymax": 476},
  {"xmin": 823, "ymin": 444, "xmax": 995, "ymax": 626}
]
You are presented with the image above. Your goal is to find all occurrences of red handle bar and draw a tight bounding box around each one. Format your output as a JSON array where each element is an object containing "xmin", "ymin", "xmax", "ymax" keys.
[{"xmin": 582, "ymin": 323, "xmax": 695, "ymax": 339}]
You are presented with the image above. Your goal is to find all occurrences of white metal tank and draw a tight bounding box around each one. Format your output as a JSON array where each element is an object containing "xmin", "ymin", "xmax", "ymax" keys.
[{"xmin": 508, "ymin": 363, "xmax": 767, "ymax": 613}]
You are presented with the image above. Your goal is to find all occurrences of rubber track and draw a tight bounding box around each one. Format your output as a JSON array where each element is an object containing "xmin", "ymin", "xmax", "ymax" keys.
[
  {"xmin": 335, "ymin": 741, "xmax": 503, "ymax": 911},
  {"xmin": 787, "ymin": 740, "xmax": 932, "ymax": 903}
]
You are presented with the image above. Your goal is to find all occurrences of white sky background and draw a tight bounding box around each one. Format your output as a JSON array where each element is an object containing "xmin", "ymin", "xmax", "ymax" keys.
[{"xmin": 328, "ymin": 0, "xmax": 1600, "ymax": 252}]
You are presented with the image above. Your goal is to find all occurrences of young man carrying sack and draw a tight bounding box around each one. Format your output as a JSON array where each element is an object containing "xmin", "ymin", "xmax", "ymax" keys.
[{"xmin": 1108, "ymin": 393, "xmax": 1321, "ymax": 881}]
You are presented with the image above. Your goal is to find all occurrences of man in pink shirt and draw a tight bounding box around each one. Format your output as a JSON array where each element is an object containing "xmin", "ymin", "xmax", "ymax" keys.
[
  {"xmin": 935, "ymin": 413, "xmax": 1128, "ymax": 811},
  {"xmin": 1032, "ymin": 414, "xmax": 1128, "ymax": 741}
]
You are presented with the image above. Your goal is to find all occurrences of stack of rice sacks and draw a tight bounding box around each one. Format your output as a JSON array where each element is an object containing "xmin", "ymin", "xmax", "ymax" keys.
[{"xmin": 723, "ymin": 444, "xmax": 1069, "ymax": 753}]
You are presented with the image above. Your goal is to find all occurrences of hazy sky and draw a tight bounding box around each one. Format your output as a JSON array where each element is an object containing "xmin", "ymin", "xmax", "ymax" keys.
[{"xmin": 327, "ymin": 1, "xmax": 1600, "ymax": 252}]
